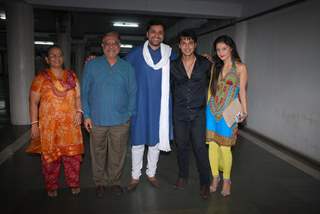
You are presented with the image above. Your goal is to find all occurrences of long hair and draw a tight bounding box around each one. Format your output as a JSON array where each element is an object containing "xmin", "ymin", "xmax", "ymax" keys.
[{"xmin": 210, "ymin": 35, "xmax": 241, "ymax": 96}]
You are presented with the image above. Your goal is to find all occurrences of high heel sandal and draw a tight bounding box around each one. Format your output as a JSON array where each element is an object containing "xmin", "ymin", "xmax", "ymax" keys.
[
  {"xmin": 221, "ymin": 179, "xmax": 231, "ymax": 197},
  {"xmin": 209, "ymin": 176, "xmax": 220, "ymax": 193}
]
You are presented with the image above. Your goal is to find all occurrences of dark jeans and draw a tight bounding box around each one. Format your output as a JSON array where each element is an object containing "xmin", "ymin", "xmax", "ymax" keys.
[{"xmin": 174, "ymin": 112, "xmax": 211, "ymax": 186}]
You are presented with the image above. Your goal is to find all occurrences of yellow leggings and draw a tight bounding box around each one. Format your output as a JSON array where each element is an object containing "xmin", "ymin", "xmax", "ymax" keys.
[{"xmin": 208, "ymin": 142, "xmax": 232, "ymax": 180}]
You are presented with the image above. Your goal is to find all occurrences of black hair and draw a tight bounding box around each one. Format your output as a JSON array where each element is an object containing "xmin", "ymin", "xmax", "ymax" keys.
[
  {"xmin": 46, "ymin": 45, "xmax": 63, "ymax": 57},
  {"xmin": 146, "ymin": 19, "xmax": 166, "ymax": 32},
  {"xmin": 178, "ymin": 29, "xmax": 197, "ymax": 43},
  {"xmin": 210, "ymin": 35, "xmax": 242, "ymax": 96},
  {"xmin": 45, "ymin": 45, "xmax": 64, "ymax": 69}
]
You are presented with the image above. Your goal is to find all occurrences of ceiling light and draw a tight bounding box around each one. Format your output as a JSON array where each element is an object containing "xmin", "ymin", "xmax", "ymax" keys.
[
  {"xmin": 113, "ymin": 22, "xmax": 139, "ymax": 28},
  {"xmin": 34, "ymin": 41, "xmax": 54, "ymax": 45},
  {"xmin": 0, "ymin": 12, "xmax": 6, "ymax": 20},
  {"xmin": 120, "ymin": 44, "xmax": 133, "ymax": 48}
]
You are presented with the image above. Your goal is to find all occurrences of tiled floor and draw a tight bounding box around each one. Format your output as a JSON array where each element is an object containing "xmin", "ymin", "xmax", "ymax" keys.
[{"xmin": 0, "ymin": 129, "xmax": 319, "ymax": 214}]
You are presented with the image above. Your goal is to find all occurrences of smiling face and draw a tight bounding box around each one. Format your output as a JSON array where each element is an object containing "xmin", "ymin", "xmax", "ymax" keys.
[
  {"xmin": 101, "ymin": 33, "xmax": 120, "ymax": 59},
  {"xmin": 216, "ymin": 42, "xmax": 232, "ymax": 62},
  {"xmin": 179, "ymin": 37, "xmax": 197, "ymax": 57},
  {"xmin": 146, "ymin": 24, "xmax": 165, "ymax": 49},
  {"xmin": 46, "ymin": 47, "xmax": 64, "ymax": 69}
]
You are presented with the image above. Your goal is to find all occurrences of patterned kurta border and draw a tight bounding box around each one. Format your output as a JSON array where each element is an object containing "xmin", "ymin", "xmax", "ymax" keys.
[{"xmin": 206, "ymin": 129, "xmax": 238, "ymax": 146}]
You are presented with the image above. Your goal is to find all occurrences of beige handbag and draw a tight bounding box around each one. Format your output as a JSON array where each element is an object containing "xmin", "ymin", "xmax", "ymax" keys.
[{"xmin": 223, "ymin": 98, "xmax": 242, "ymax": 127}]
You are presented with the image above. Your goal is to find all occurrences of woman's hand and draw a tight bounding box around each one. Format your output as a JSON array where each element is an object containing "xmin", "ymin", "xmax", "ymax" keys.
[
  {"xmin": 31, "ymin": 124, "xmax": 40, "ymax": 139},
  {"xmin": 238, "ymin": 112, "xmax": 248, "ymax": 123},
  {"xmin": 201, "ymin": 53, "xmax": 213, "ymax": 63},
  {"xmin": 74, "ymin": 112, "xmax": 82, "ymax": 126},
  {"xmin": 85, "ymin": 55, "xmax": 96, "ymax": 63}
]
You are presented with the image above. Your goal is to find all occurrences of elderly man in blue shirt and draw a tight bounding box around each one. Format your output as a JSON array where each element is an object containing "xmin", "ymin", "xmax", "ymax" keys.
[{"xmin": 81, "ymin": 31, "xmax": 137, "ymax": 198}]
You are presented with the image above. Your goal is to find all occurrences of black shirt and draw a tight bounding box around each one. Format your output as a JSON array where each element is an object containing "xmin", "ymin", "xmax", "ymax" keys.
[{"xmin": 171, "ymin": 54, "xmax": 212, "ymax": 121}]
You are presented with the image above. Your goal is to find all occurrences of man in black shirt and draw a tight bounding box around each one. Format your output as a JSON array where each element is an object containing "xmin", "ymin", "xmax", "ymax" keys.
[{"xmin": 171, "ymin": 29, "xmax": 212, "ymax": 199}]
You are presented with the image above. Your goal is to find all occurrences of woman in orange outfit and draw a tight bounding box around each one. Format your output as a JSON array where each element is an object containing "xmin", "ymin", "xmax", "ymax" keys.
[{"xmin": 28, "ymin": 45, "xmax": 84, "ymax": 197}]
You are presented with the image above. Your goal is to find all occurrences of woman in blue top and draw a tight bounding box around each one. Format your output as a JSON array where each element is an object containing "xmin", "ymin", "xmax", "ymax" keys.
[{"xmin": 206, "ymin": 35, "xmax": 248, "ymax": 197}]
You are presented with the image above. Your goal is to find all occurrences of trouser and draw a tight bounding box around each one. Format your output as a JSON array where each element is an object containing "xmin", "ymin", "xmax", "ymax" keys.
[
  {"xmin": 90, "ymin": 122, "xmax": 129, "ymax": 186},
  {"xmin": 174, "ymin": 112, "xmax": 211, "ymax": 186},
  {"xmin": 41, "ymin": 155, "xmax": 81, "ymax": 191},
  {"xmin": 208, "ymin": 141, "xmax": 232, "ymax": 180},
  {"xmin": 131, "ymin": 143, "xmax": 160, "ymax": 180}
]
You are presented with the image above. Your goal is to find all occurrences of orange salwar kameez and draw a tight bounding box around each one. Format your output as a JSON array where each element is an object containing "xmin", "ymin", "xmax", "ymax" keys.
[{"xmin": 27, "ymin": 69, "xmax": 84, "ymax": 191}]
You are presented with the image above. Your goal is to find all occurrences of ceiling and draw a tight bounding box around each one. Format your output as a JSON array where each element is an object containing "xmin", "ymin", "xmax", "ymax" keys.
[
  {"xmin": 7, "ymin": 6, "xmax": 228, "ymax": 56},
  {"xmin": 0, "ymin": 6, "xmax": 226, "ymax": 55},
  {"xmin": 0, "ymin": 0, "xmax": 298, "ymax": 56},
  {"xmin": 33, "ymin": 9, "xmax": 187, "ymax": 44}
]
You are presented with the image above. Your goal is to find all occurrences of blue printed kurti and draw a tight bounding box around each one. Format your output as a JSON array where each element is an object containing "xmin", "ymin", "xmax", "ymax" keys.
[{"xmin": 206, "ymin": 64, "xmax": 240, "ymax": 146}]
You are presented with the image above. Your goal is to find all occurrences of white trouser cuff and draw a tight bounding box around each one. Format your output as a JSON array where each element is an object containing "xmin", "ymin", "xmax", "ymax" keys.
[
  {"xmin": 131, "ymin": 145, "xmax": 145, "ymax": 180},
  {"xmin": 146, "ymin": 143, "xmax": 160, "ymax": 177}
]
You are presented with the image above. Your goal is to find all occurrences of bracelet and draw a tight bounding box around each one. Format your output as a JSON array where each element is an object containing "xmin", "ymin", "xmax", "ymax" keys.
[{"xmin": 31, "ymin": 121, "xmax": 38, "ymax": 125}]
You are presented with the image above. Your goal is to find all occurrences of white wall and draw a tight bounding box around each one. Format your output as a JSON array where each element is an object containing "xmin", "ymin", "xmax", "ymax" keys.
[
  {"xmin": 198, "ymin": 0, "xmax": 320, "ymax": 162},
  {"xmin": 242, "ymin": 0, "xmax": 294, "ymax": 17},
  {"xmin": 197, "ymin": 27, "xmax": 235, "ymax": 55}
]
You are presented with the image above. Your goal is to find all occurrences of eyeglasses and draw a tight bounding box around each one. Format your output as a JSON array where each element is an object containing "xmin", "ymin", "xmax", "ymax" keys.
[
  {"xmin": 102, "ymin": 41, "xmax": 120, "ymax": 47},
  {"xmin": 48, "ymin": 54, "xmax": 63, "ymax": 58}
]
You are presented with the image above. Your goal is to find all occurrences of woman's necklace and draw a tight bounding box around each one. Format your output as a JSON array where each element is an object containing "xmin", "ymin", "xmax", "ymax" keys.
[{"xmin": 44, "ymin": 69, "xmax": 75, "ymax": 97}]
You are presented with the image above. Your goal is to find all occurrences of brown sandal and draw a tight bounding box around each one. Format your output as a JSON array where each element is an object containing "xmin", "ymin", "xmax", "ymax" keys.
[
  {"xmin": 126, "ymin": 179, "xmax": 140, "ymax": 192},
  {"xmin": 48, "ymin": 190, "xmax": 58, "ymax": 198},
  {"xmin": 71, "ymin": 187, "xmax": 80, "ymax": 195}
]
